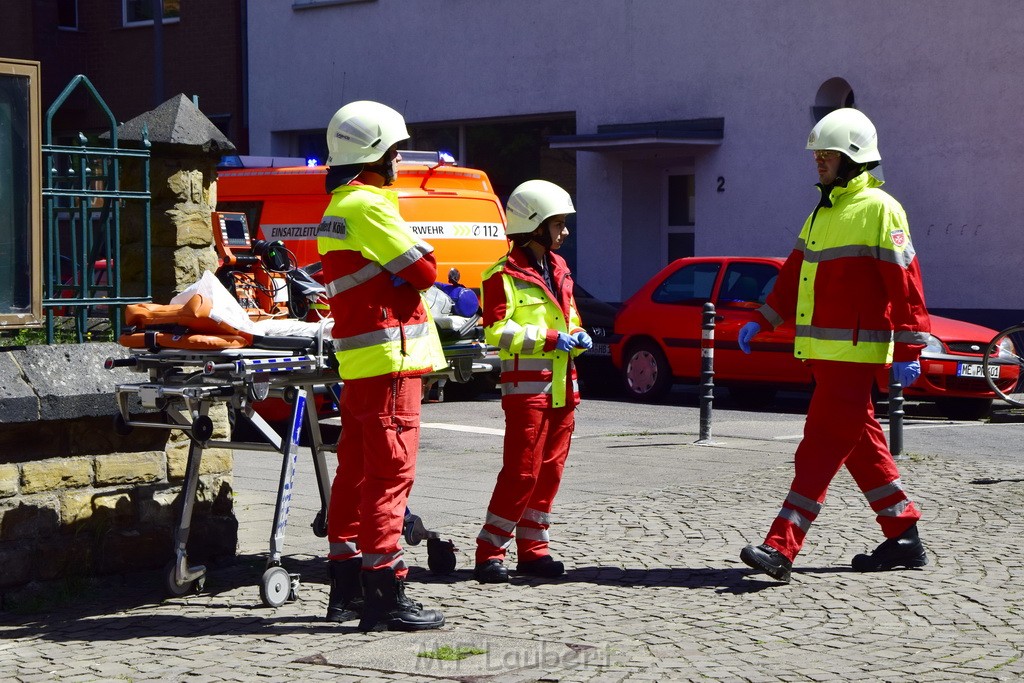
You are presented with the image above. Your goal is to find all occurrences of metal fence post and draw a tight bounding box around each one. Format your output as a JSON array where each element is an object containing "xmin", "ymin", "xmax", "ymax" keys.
[
  {"xmin": 696, "ymin": 302, "xmax": 716, "ymax": 444},
  {"xmin": 888, "ymin": 366, "xmax": 905, "ymax": 459}
]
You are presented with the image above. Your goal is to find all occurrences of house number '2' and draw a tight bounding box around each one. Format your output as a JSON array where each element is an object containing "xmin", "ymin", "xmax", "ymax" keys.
[{"xmin": 717, "ymin": 177, "xmax": 725, "ymax": 193}]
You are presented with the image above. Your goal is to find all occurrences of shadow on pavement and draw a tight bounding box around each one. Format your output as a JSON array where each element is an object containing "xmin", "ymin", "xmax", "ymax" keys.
[
  {"xmin": 0, "ymin": 612, "xmax": 353, "ymax": 642},
  {"xmin": 414, "ymin": 565, "xmax": 798, "ymax": 594},
  {"xmin": 0, "ymin": 554, "xmax": 330, "ymax": 625},
  {"xmin": 562, "ymin": 566, "xmax": 794, "ymax": 593}
]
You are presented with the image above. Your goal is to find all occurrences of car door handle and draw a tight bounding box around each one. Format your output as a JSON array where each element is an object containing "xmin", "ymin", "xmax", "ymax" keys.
[{"xmin": 714, "ymin": 315, "xmax": 725, "ymax": 322}]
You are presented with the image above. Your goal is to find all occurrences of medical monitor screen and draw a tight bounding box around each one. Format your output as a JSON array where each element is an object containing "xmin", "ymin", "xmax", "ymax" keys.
[{"xmin": 221, "ymin": 214, "xmax": 251, "ymax": 247}]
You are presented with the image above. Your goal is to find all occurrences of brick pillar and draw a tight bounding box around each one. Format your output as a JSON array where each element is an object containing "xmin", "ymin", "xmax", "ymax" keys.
[{"xmin": 113, "ymin": 94, "xmax": 236, "ymax": 303}]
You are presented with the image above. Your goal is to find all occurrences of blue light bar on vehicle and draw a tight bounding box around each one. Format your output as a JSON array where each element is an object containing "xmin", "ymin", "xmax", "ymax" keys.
[{"xmin": 398, "ymin": 150, "xmax": 459, "ymax": 167}]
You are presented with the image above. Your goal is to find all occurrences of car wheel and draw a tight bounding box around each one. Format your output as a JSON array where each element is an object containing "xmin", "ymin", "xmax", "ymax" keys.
[
  {"xmin": 935, "ymin": 397, "xmax": 993, "ymax": 421},
  {"xmin": 622, "ymin": 340, "xmax": 672, "ymax": 402},
  {"xmin": 728, "ymin": 386, "xmax": 778, "ymax": 410}
]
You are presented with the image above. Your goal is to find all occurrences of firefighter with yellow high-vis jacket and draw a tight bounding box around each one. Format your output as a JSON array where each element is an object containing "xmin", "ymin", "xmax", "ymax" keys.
[
  {"xmin": 739, "ymin": 108, "xmax": 932, "ymax": 583},
  {"xmin": 473, "ymin": 179, "xmax": 591, "ymax": 584},
  {"xmin": 317, "ymin": 100, "xmax": 446, "ymax": 631}
]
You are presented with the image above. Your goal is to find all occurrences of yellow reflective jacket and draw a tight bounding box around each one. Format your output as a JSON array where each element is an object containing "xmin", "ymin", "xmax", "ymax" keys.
[
  {"xmin": 756, "ymin": 173, "xmax": 931, "ymax": 364},
  {"xmin": 317, "ymin": 183, "xmax": 446, "ymax": 380},
  {"xmin": 481, "ymin": 247, "xmax": 585, "ymax": 408}
]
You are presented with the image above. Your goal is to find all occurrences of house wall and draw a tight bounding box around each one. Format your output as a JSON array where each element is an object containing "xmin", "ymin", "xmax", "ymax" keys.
[{"xmin": 245, "ymin": 1, "xmax": 1024, "ymax": 325}]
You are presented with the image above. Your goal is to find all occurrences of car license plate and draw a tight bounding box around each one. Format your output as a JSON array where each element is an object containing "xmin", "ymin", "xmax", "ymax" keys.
[
  {"xmin": 590, "ymin": 343, "xmax": 611, "ymax": 356},
  {"xmin": 957, "ymin": 362, "xmax": 999, "ymax": 379}
]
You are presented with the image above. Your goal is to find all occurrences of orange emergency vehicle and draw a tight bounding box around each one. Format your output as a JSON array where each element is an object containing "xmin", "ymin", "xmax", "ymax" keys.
[{"xmin": 216, "ymin": 151, "xmax": 507, "ymax": 290}]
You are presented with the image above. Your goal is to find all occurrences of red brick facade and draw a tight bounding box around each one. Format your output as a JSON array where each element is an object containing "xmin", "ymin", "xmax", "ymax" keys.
[{"xmin": 0, "ymin": 0, "xmax": 247, "ymax": 151}]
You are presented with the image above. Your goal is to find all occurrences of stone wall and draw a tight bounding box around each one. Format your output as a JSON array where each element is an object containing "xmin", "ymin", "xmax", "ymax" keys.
[
  {"xmin": 119, "ymin": 155, "xmax": 222, "ymax": 304},
  {"xmin": 0, "ymin": 343, "xmax": 237, "ymax": 597}
]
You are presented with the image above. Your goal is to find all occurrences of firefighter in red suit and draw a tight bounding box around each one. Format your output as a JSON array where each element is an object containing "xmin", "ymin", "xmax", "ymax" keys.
[
  {"xmin": 317, "ymin": 101, "xmax": 446, "ymax": 630},
  {"xmin": 473, "ymin": 180, "xmax": 592, "ymax": 584},
  {"xmin": 739, "ymin": 109, "xmax": 931, "ymax": 582}
]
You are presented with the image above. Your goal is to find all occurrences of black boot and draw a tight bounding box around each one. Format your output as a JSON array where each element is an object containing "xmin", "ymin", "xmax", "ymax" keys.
[
  {"xmin": 852, "ymin": 524, "xmax": 928, "ymax": 572},
  {"xmin": 740, "ymin": 544, "xmax": 792, "ymax": 583},
  {"xmin": 358, "ymin": 567, "xmax": 445, "ymax": 632},
  {"xmin": 474, "ymin": 559, "xmax": 509, "ymax": 584},
  {"xmin": 516, "ymin": 555, "xmax": 565, "ymax": 578},
  {"xmin": 326, "ymin": 558, "xmax": 362, "ymax": 622}
]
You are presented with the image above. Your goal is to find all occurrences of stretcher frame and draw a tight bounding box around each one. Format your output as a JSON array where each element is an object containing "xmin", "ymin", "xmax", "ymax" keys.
[
  {"xmin": 108, "ymin": 340, "xmax": 337, "ymax": 606},
  {"xmin": 107, "ymin": 335, "xmax": 458, "ymax": 607}
]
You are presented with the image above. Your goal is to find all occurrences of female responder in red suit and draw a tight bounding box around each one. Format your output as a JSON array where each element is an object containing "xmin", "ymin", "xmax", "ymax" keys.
[
  {"xmin": 473, "ymin": 180, "xmax": 592, "ymax": 584},
  {"xmin": 317, "ymin": 101, "xmax": 447, "ymax": 630},
  {"xmin": 738, "ymin": 108, "xmax": 931, "ymax": 583}
]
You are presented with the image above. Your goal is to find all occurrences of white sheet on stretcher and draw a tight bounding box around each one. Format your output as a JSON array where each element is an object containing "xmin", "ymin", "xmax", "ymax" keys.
[{"xmin": 171, "ymin": 271, "xmax": 333, "ymax": 340}]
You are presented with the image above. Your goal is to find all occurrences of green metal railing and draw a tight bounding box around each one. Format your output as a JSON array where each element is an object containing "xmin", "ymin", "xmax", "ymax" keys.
[{"xmin": 42, "ymin": 75, "xmax": 152, "ymax": 343}]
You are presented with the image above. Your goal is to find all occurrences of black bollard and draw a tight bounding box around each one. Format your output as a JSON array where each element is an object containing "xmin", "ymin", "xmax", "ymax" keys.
[
  {"xmin": 696, "ymin": 302, "xmax": 716, "ymax": 444},
  {"xmin": 888, "ymin": 365, "xmax": 905, "ymax": 458}
]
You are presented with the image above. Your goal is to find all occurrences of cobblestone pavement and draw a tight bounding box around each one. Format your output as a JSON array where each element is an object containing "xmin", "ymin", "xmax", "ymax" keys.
[{"xmin": 2, "ymin": 428, "xmax": 1024, "ymax": 682}]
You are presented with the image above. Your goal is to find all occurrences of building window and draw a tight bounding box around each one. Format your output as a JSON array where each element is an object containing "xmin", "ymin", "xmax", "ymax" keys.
[
  {"xmin": 123, "ymin": 0, "xmax": 180, "ymax": 26},
  {"xmin": 667, "ymin": 174, "xmax": 694, "ymax": 226},
  {"xmin": 666, "ymin": 172, "xmax": 695, "ymax": 262},
  {"xmin": 57, "ymin": 0, "xmax": 78, "ymax": 29},
  {"xmin": 0, "ymin": 59, "xmax": 43, "ymax": 329}
]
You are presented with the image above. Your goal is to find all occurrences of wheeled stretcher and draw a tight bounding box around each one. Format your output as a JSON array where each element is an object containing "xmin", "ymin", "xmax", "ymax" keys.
[{"xmin": 106, "ymin": 325, "xmax": 457, "ymax": 607}]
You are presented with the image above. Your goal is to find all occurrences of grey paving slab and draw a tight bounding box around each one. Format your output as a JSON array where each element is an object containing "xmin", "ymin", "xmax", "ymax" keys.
[{"xmin": 3, "ymin": 400, "xmax": 1024, "ymax": 681}]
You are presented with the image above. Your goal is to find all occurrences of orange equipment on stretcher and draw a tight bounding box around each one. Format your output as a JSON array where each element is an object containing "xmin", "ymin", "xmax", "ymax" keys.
[{"xmin": 211, "ymin": 211, "xmax": 296, "ymax": 319}]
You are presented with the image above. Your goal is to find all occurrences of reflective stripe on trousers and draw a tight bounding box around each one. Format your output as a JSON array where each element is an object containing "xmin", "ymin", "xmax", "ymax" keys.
[
  {"xmin": 476, "ymin": 404, "xmax": 575, "ymax": 564},
  {"xmin": 327, "ymin": 375, "xmax": 421, "ymax": 579},
  {"xmin": 763, "ymin": 360, "xmax": 920, "ymax": 561}
]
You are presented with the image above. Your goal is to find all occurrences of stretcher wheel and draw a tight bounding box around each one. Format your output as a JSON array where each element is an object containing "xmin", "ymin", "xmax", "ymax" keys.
[
  {"xmin": 164, "ymin": 560, "xmax": 203, "ymax": 597},
  {"xmin": 310, "ymin": 510, "xmax": 328, "ymax": 538},
  {"xmin": 260, "ymin": 566, "xmax": 292, "ymax": 607},
  {"xmin": 427, "ymin": 538, "xmax": 457, "ymax": 574},
  {"xmin": 192, "ymin": 415, "xmax": 214, "ymax": 442},
  {"xmin": 113, "ymin": 413, "xmax": 133, "ymax": 436},
  {"xmin": 403, "ymin": 512, "xmax": 425, "ymax": 546}
]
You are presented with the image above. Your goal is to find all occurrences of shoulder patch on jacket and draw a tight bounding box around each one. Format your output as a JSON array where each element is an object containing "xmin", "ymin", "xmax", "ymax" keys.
[
  {"xmin": 318, "ymin": 216, "xmax": 347, "ymax": 240},
  {"xmin": 890, "ymin": 228, "xmax": 907, "ymax": 248}
]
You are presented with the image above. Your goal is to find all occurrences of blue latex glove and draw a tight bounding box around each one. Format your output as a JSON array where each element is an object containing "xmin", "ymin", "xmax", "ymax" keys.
[
  {"xmin": 738, "ymin": 322, "xmax": 761, "ymax": 354},
  {"xmin": 555, "ymin": 332, "xmax": 576, "ymax": 352},
  {"xmin": 391, "ymin": 274, "xmax": 407, "ymax": 287},
  {"xmin": 572, "ymin": 330, "xmax": 593, "ymax": 350},
  {"xmin": 892, "ymin": 360, "xmax": 921, "ymax": 387}
]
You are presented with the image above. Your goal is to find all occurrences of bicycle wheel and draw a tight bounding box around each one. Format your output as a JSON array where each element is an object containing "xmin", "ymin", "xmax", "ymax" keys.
[{"xmin": 982, "ymin": 324, "xmax": 1024, "ymax": 407}]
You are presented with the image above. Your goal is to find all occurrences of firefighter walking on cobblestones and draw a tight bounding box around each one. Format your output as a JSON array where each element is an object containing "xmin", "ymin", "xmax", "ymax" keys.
[
  {"xmin": 473, "ymin": 180, "xmax": 592, "ymax": 584},
  {"xmin": 738, "ymin": 108, "xmax": 932, "ymax": 582}
]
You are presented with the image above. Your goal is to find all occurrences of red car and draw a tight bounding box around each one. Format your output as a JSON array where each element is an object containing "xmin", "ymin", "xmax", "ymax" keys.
[{"xmin": 610, "ymin": 256, "xmax": 1017, "ymax": 419}]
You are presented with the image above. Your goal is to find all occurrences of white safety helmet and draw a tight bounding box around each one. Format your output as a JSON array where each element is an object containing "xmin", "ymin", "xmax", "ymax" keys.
[
  {"xmin": 806, "ymin": 108, "xmax": 881, "ymax": 164},
  {"xmin": 505, "ymin": 180, "xmax": 576, "ymax": 236},
  {"xmin": 325, "ymin": 100, "xmax": 410, "ymax": 166}
]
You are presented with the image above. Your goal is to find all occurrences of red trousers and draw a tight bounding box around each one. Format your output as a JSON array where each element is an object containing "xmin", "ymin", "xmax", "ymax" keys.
[
  {"xmin": 476, "ymin": 399, "xmax": 575, "ymax": 564},
  {"xmin": 327, "ymin": 374, "xmax": 421, "ymax": 579},
  {"xmin": 764, "ymin": 360, "xmax": 921, "ymax": 561}
]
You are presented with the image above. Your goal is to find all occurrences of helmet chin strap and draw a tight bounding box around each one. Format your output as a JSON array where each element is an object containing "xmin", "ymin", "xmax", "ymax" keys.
[
  {"xmin": 365, "ymin": 159, "xmax": 397, "ymax": 186},
  {"xmin": 834, "ymin": 155, "xmax": 867, "ymax": 187},
  {"xmin": 533, "ymin": 224, "xmax": 553, "ymax": 251}
]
